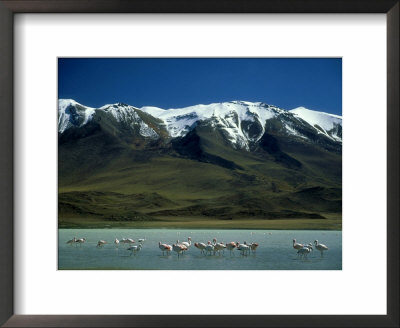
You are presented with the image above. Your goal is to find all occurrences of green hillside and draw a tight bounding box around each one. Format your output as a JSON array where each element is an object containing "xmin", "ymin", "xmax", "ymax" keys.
[{"xmin": 59, "ymin": 116, "xmax": 342, "ymax": 229}]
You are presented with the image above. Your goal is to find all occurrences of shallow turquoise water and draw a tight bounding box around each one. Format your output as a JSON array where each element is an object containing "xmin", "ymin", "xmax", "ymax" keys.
[{"xmin": 58, "ymin": 229, "xmax": 342, "ymax": 270}]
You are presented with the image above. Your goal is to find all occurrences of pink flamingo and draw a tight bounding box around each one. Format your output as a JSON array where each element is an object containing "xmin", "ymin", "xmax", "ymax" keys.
[{"xmin": 158, "ymin": 242, "xmax": 172, "ymax": 255}]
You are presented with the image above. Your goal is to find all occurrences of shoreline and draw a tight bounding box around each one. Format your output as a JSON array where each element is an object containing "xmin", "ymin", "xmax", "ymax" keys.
[
  {"xmin": 59, "ymin": 216, "xmax": 342, "ymax": 231},
  {"xmin": 59, "ymin": 224, "xmax": 342, "ymax": 231},
  {"xmin": 59, "ymin": 227, "xmax": 342, "ymax": 231}
]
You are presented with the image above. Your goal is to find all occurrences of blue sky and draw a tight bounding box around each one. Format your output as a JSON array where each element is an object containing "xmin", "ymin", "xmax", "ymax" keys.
[{"xmin": 58, "ymin": 58, "xmax": 342, "ymax": 116}]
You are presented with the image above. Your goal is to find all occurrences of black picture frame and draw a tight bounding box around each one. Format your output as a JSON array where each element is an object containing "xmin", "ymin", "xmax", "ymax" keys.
[{"xmin": 0, "ymin": 1, "xmax": 398, "ymax": 327}]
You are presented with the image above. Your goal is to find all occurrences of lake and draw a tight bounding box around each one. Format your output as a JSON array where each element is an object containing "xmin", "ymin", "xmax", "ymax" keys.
[{"xmin": 58, "ymin": 229, "xmax": 342, "ymax": 270}]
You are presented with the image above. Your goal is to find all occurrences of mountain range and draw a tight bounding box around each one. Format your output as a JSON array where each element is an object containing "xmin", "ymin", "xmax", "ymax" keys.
[{"xmin": 58, "ymin": 99, "xmax": 342, "ymax": 229}]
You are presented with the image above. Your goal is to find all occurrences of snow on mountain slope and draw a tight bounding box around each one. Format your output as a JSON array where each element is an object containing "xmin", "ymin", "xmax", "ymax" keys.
[
  {"xmin": 99, "ymin": 103, "xmax": 159, "ymax": 139},
  {"xmin": 142, "ymin": 101, "xmax": 280, "ymax": 137},
  {"xmin": 290, "ymin": 107, "xmax": 342, "ymax": 141},
  {"xmin": 141, "ymin": 101, "xmax": 284, "ymax": 149},
  {"xmin": 58, "ymin": 100, "xmax": 159, "ymax": 139},
  {"xmin": 58, "ymin": 99, "xmax": 96, "ymax": 133},
  {"xmin": 59, "ymin": 99, "xmax": 342, "ymax": 149}
]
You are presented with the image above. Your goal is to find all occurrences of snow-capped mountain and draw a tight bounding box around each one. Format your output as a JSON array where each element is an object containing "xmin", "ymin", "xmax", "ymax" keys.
[
  {"xmin": 141, "ymin": 101, "xmax": 281, "ymax": 137},
  {"xmin": 58, "ymin": 99, "xmax": 159, "ymax": 139},
  {"xmin": 58, "ymin": 99, "xmax": 342, "ymax": 151},
  {"xmin": 290, "ymin": 107, "xmax": 342, "ymax": 142},
  {"xmin": 58, "ymin": 100, "xmax": 342, "ymax": 225},
  {"xmin": 99, "ymin": 103, "xmax": 159, "ymax": 139},
  {"xmin": 141, "ymin": 101, "xmax": 287, "ymax": 150},
  {"xmin": 58, "ymin": 99, "xmax": 96, "ymax": 133}
]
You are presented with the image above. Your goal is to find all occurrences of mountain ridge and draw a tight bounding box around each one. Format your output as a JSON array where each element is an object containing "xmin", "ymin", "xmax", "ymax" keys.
[
  {"xmin": 58, "ymin": 99, "xmax": 342, "ymax": 229},
  {"xmin": 58, "ymin": 99, "xmax": 342, "ymax": 149}
]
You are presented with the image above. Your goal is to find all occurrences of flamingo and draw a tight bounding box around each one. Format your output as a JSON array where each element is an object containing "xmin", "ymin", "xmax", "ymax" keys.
[
  {"xmin": 293, "ymin": 239, "xmax": 304, "ymax": 250},
  {"xmin": 158, "ymin": 242, "xmax": 172, "ymax": 255},
  {"xmin": 205, "ymin": 241, "xmax": 215, "ymax": 256},
  {"xmin": 172, "ymin": 243, "xmax": 187, "ymax": 258},
  {"xmin": 314, "ymin": 240, "xmax": 328, "ymax": 256},
  {"xmin": 180, "ymin": 237, "xmax": 192, "ymax": 249},
  {"xmin": 138, "ymin": 238, "xmax": 146, "ymax": 243},
  {"xmin": 66, "ymin": 237, "xmax": 77, "ymax": 246},
  {"xmin": 120, "ymin": 238, "xmax": 129, "ymax": 245},
  {"xmin": 127, "ymin": 244, "xmax": 142, "ymax": 256},
  {"xmin": 225, "ymin": 242, "xmax": 236, "ymax": 255},
  {"xmin": 120, "ymin": 238, "xmax": 134, "ymax": 245},
  {"xmin": 114, "ymin": 238, "xmax": 120, "ymax": 247},
  {"xmin": 96, "ymin": 240, "xmax": 107, "ymax": 248},
  {"xmin": 75, "ymin": 238, "xmax": 86, "ymax": 246},
  {"xmin": 194, "ymin": 242, "xmax": 207, "ymax": 254},
  {"xmin": 297, "ymin": 246, "xmax": 311, "ymax": 258},
  {"xmin": 305, "ymin": 243, "xmax": 313, "ymax": 252},
  {"xmin": 212, "ymin": 238, "xmax": 226, "ymax": 255},
  {"xmin": 176, "ymin": 240, "xmax": 189, "ymax": 255},
  {"xmin": 297, "ymin": 243, "xmax": 313, "ymax": 257},
  {"xmin": 236, "ymin": 242, "xmax": 250, "ymax": 255},
  {"xmin": 250, "ymin": 242, "xmax": 259, "ymax": 253}
]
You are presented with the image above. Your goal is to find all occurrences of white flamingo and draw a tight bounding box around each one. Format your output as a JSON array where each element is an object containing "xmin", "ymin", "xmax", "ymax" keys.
[
  {"xmin": 66, "ymin": 237, "xmax": 77, "ymax": 246},
  {"xmin": 305, "ymin": 243, "xmax": 313, "ymax": 252},
  {"xmin": 180, "ymin": 237, "xmax": 192, "ymax": 249},
  {"xmin": 225, "ymin": 242, "xmax": 236, "ymax": 255},
  {"xmin": 314, "ymin": 240, "xmax": 328, "ymax": 256},
  {"xmin": 172, "ymin": 243, "xmax": 187, "ymax": 258},
  {"xmin": 114, "ymin": 238, "xmax": 120, "ymax": 247},
  {"xmin": 159, "ymin": 242, "xmax": 172, "ymax": 255},
  {"xmin": 205, "ymin": 241, "xmax": 215, "ymax": 256},
  {"xmin": 127, "ymin": 244, "xmax": 142, "ymax": 256},
  {"xmin": 194, "ymin": 242, "xmax": 207, "ymax": 254},
  {"xmin": 138, "ymin": 238, "xmax": 146, "ymax": 243},
  {"xmin": 96, "ymin": 240, "xmax": 107, "ymax": 248},
  {"xmin": 297, "ymin": 243, "xmax": 313, "ymax": 257},
  {"xmin": 127, "ymin": 238, "xmax": 135, "ymax": 245},
  {"xmin": 236, "ymin": 242, "xmax": 250, "ymax": 255},
  {"xmin": 297, "ymin": 246, "xmax": 311, "ymax": 258},
  {"xmin": 75, "ymin": 238, "xmax": 86, "ymax": 246},
  {"xmin": 293, "ymin": 239, "xmax": 304, "ymax": 250}
]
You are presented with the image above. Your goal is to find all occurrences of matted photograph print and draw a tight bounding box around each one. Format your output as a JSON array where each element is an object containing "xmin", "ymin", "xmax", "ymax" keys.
[{"xmin": 58, "ymin": 58, "xmax": 342, "ymax": 270}]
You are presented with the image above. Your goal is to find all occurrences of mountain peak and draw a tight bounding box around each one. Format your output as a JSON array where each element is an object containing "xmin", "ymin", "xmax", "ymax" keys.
[
  {"xmin": 290, "ymin": 106, "xmax": 342, "ymax": 119},
  {"xmin": 59, "ymin": 98, "xmax": 77, "ymax": 105},
  {"xmin": 100, "ymin": 102, "xmax": 137, "ymax": 110},
  {"xmin": 58, "ymin": 99, "xmax": 96, "ymax": 133},
  {"xmin": 58, "ymin": 99, "xmax": 342, "ymax": 147}
]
